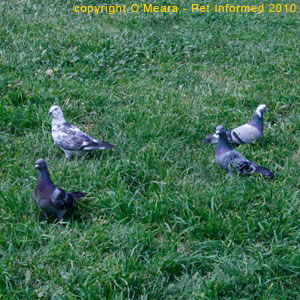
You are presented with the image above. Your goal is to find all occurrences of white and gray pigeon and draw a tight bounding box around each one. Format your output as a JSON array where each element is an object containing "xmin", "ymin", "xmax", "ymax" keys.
[
  {"xmin": 202, "ymin": 104, "xmax": 268, "ymax": 145},
  {"xmin": 49, "ymin": 105, "xmax": 115, "ymax": 158},
  {"xmin": 33, "ymin": 159, "xmax": 87, "ymax": 221},
  {"xmin": 215, "ymin": 125, "xmax": 274, "ymax": 178}
]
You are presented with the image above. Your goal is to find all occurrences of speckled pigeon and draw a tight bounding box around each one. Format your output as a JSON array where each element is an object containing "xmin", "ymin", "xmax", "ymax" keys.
[
  {"xmin": 202, "ymin": 104, "xmax": 268, "ymax": 145},
  {"xmin": 49, "ymin": 105, "xmax": 115, "ymax": 158},
  {"xmin": 215, "ymin": 125, "xmax": 274, "ymax": 178},
  {"xmin": 33, "ymin": 159, "xmax": 86, "ymax": 221}
]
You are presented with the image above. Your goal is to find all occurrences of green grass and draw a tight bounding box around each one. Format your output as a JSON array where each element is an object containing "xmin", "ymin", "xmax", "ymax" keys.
[{"xmin": 0, "ymin": 0, "xmax": 300, "ymax": 298}]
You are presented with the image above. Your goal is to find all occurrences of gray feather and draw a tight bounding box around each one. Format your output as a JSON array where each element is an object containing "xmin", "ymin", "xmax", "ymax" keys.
[
  {"xmin": 33, "ymin": 159, "xmax": 86, "ymax": 221},
  {"xmin": 215, "ymin": 125, "xmax": 273, "ymax": 178},
  {"xmin": 203, "ymin": 105, "xmax": 267, "ymax": 145},
  {"xmin": 49, "ymin": 105, "xmax": 115, "ymax": 158}
]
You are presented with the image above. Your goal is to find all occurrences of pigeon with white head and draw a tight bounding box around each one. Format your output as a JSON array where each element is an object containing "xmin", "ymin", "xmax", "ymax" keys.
[
  {"xmin": 49, "ymin": 105, "xmax": 115, "ymax": 158},
  {"xmin": 203, "ymin": 104, "xmax": 268, "ymax": 145}
]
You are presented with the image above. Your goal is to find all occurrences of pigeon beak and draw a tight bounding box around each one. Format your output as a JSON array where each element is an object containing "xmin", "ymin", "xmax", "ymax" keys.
[
  {"xmin": 216, "ymin": 131, "xmax": 220, "ymax": 135},
  {"xmin": 49, "ymin": 111, "xmax": 52, "ymax": 116},
  {"xmin": 35, "ymin": 165, "xmax": 39, "ymax": 169}
]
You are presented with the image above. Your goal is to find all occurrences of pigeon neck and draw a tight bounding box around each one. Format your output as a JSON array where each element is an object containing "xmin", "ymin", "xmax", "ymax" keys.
[
  {"xmin": 249, "ymin": 113, "xmax": 263, "ymax": 132},
  {"xmin": 38, "ymin": 168, "xmax": 54, "ymax": 184},
  {"xmin": 52, "ymin": 117, "xmax": 66, "ymax": 127},
  {"xmin": 216, "ymin": 132, "xmax": 233, "ymax": 155}
]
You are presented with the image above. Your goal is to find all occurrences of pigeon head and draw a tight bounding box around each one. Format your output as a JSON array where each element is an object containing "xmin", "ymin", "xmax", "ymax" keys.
[
  {"xmin": 215, "ymin": 125, "xmax": 226, "ymax": 136},
  {"xmin": 35, "ymin": 159, "xmax": 48, "ymax": 170},
  {"xmin": 215, "ymin": 125, "xmax": 232, "ymax": 153},
  {"xmin": 49, "ymin": 105, "xmax": 64, "ymax": 120},
  {"xmin": 255, "ymin": 104, "xmax": 268, "ymax": 118}
]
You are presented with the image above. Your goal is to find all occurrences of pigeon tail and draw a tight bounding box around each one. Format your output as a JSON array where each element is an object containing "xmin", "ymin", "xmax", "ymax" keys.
[
  {"xmin": 254, "ymin": 164, "xmax": 274, "ymax": 178},
  {"xmin": 81, "ymin": 140, "xmax": 115, "ymax": 151},
  {"xmin": 71, "ymin": 191, "xmax": 87, "ymax": 200},
  {"xmin": 202, "ymin": 134, "xmax": 218, "ymax": 144}
]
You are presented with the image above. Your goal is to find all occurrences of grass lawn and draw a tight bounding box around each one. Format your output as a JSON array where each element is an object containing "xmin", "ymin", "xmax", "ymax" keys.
[{"xmin": 0, "ymin": 0, "xmax": 300, "ymax": 299}]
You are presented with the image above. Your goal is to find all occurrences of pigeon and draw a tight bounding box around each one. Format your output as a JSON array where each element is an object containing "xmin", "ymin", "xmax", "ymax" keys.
[
  {"xmin": 202, "ymin": 104, "xmax": 268, "ymax": 145},
  {"xmin": 33, "ymin": 159, "xmax": 86, "ymax": 221},
  {"xmin": 215, "ymin": 125, "xmax": 274, "ymax": 178},
  {"xmin": 49, "ymin": 105, "xmax": 115, "ymax": 158}
]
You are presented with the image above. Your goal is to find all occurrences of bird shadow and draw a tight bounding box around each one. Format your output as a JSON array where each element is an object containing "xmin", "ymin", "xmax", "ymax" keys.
[
  {"xmin": 236, "ymin": 173, "xmax": 275, "ymax": 181},
  {"xmin": 37, "ymin": 205, "xmax": 86, "ymax": 226},
  {"xmin": 84, "ymin": 149, "xmax": 116, "ymax": 160},
  {"xmin": 60, "ymin": 149, "xmax": 116, "ymax": 162}
]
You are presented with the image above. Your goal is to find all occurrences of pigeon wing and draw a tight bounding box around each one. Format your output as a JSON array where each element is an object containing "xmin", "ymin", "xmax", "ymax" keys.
[
  {"xmin": 230, "ymin": 124, "xmax": 262, "ymax": 144},
  {"xmin": 225, "ymin": 150, "xmax": 254, "ymax": 174},
  {"xmin": 54, "ymin": 123, "xmax": 94, "ymax": 151},
  {"xmin": 51, "ymin": 187, "xmax": 77, "ymax": 210}
]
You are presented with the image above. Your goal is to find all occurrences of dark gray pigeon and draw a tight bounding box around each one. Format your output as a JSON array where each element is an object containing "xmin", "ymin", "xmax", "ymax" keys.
[
  {"xmin": 49, "ymin": 105, "xmax": 115, "ymax": 158},
  {"xmin": 203, "ymin": 104, "xmax": 268, "ymax": 145},
  {"xmin": 215, "ymin": 125, "xmax": 274, "ymax": 178},
  {"xmin": 33, "ymin": 159, "xmax": 86, "ymax": 221}
]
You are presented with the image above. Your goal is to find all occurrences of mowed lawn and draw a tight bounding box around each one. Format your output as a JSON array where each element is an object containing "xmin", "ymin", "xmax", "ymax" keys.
[{"xmin": 0, "ymin": 0, "xmax": 300, "ymax": 299}]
